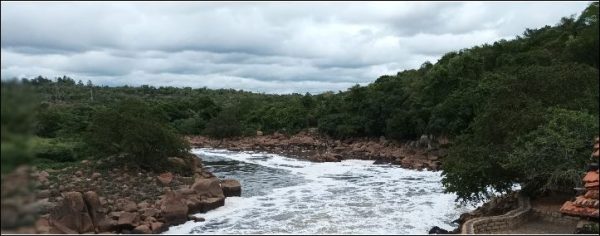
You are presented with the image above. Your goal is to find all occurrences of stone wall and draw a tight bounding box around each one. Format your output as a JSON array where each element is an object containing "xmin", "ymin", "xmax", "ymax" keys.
[
  {"xmin": 461, "ymin": 194, "xmax": 532, "ymax": 234},
  {"xmin": 530, "ymin": 207, "xmax": 579, "ymax": 225}
]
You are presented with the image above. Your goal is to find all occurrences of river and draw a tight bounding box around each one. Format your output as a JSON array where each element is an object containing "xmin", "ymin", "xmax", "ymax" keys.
[{"xmin": 164, "ymin": 148, "xmax": 475, "ymax": 234}]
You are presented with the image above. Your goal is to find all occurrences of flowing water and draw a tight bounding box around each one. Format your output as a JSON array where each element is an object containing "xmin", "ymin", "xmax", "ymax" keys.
[{"xmin": 164, "ymin": 148, "xmax": 475, "ymax": 234}]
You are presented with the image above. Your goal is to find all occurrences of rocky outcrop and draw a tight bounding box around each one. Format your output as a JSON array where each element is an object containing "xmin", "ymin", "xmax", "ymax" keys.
[
  {"xmin": 186, "ymin": 130, "xmax": 449, "ymax": 171},
  {"xmin": 221, "ymin": 179, "xmax": 242, "ymax": 197},
  {"xmin": 48, "ymin": 192, "xmax": 95, "ymax": 233},
  {"xmin": 1, "ymin": 153, "xmax": 240, "ymax": 234}
]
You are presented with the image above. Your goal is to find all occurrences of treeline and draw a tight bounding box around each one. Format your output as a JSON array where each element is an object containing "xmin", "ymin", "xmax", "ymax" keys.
[{"xmin": 1, "ymin": 3, "xmax": 598, "ymax": 202}]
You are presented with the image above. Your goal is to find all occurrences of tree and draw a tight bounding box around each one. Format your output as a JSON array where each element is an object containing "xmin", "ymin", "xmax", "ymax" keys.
[
  {"xmin": 86, "ymin": 99, "xmax": 190, "ymax": 171},
  {"xmin": 203, "ymin": 108, "xmax": 242, "ymax": 143}
]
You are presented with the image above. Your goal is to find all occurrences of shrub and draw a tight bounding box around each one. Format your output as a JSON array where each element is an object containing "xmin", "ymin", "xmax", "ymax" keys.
[{"xmin": 86, "ymin": 99, "xmax": 190, "ymax": 171}]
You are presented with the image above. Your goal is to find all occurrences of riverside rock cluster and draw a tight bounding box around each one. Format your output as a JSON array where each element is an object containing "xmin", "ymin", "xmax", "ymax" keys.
[
  {"xmin": 0, "ymin": 155, "xmax": 241, "ymax": 234},
  {"xmin": 187, "ymin": 130, "xmax": 450, "ymax": 171}
]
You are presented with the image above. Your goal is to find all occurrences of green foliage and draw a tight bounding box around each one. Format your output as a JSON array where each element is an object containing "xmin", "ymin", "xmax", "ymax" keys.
[
  {"xmin": 31, "ymin": 137, "xmax": 83, "ymax": 162},
  {"xmin": 503, "ymin": 108, "xmax": 598, "ymax": 195},
  {"xmin": 86, "ymin": 99, "xmax": 190, "ymax": 171},
  {"xmin": 203, "ymin": 107, "xmax": 242, "ymax": 140}
]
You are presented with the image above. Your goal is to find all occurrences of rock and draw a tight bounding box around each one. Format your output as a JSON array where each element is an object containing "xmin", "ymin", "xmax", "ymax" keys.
[
  {"xmin": 49, "ymin": 191, "xmax": 94, "ymax": 233},
  {"xmin": 35, "ymin": 217, "xmax": 50, "ymax": 233},
  {"xmin": 75, "ymin": 170, "xmax": 83, "ymax": 177},
  {"xmin": 256, "ymin": 130, "xmax": 263, "ymax": 136},
  {"xmin": 83, "ymin": 191, "xmax": 104, "ymax": 231},
  {"xmin": 160, "ymin": 191, "xmax": 188, "ymax": 226},
  {"xmin": 132, "ymin": 224, "xmax": 152, "ymax": 234},
  {"xmin": 117, "ymin": 212, "xmax": 139, "ymax": 229},
  {"xmin": 150, "ymin": 222, "xmax": 164, "ymax": 233},
  {"xmin": 188, "ymin": 215, "xmax": 205, "ymax": 222},
  {"xmin": 96, "ymin": 218, "xmax": 117, "ymax": 232},
  {"xmin": 91, "ymin": 172, "xmax": 102, "ymax": 180},
  {"xmin": 198, "ymin": 197, "xmax": 225, "ymax": 213},
  {"xmin": 38, "ymin": 189, "xmax": 51, "ymax": 199},
  {"xmin": 428, "ymin": 226, "xmax": 450, "ymax": 234},
  {"xmin": 373, "ymin": 159, "xmax": 390, "ymax": 165},
  {"xmin": 108, "ymin": 211, "xmax": 123, "ymax": 220},
  {"xmin": 167, "ymin": 157, "xmax": 186, "ymax": 166},
  {"xmin": 220, "ymin": 179, "xmax": 242, "ymax": 197},
  {"xmin": 26, "ymin": 198, "xmax": 57, "ymax": 215},
  {"xmin": 116, "ymin": 198, "xmax": 138, "ymax": 212},
  {"xmin": 191, "ymin": 178, "xmax": 224, "ymax": 198},
  {"xmin": 140, "ymin": 208, "xmax": 160, "ymax": 218},
  {"xmin": 1, "ymin": 203, "xmax": 19, "ymax": 229},
  {"xmin": 38, "ymin": 171, "xmax": 49, "ymax": 183},
  {"xmin": 157, "ymin": 172, "xmax": 173, "ymax": 185},
  {"xmin": 137, "ymin": 201, "xmax": 150, "ymax": 209}
]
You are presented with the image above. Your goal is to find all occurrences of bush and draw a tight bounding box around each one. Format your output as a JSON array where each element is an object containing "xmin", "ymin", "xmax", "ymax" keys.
[
  {"xmin": 503, "ymin": 108, "xmax": 599, "ymax": 195},
  {"xmin": 203, "ymin": 108, "xmax": 242, "ymax": 140},
  {"xmin": 86, "ymin": 99, "xmax": 190, "ymax": 171},
  {"xmin": 32, "ymin": 138, "xmax": 81, "ymax": 162},
  {"xmin": 0, "ymin": 135, "xmax": 34, "ymax": 174}
]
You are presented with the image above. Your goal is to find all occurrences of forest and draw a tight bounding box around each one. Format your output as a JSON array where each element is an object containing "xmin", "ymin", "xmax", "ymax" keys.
[{"xmin": 1, "ymin": 2, "xmax": 598, "ymax": 203}]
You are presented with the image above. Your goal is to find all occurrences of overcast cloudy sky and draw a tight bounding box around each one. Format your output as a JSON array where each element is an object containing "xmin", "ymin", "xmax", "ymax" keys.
[{"xmin": 0, "ymin": 1, "xmax": 591, "ymax": 94}]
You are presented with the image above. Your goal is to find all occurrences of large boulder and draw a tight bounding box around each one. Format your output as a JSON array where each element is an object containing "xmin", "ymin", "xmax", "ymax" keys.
[
  {"xmin": 220, "ymin": 179, "xmax": 241, "ymax": 197},
  {"xmin": 191, "ymin": 177, "xmax": 224, "ymax": 198},
  {"xmin": 48, "ymin": 191, "xmax": 95, "ymax": 233},
  {"xmin": 83, "ymin": 191, "xmax": 105, "ymax": 232},
  {"xmin": 160, "ymin": 191, "xmax": 188, "ymax": 226}
]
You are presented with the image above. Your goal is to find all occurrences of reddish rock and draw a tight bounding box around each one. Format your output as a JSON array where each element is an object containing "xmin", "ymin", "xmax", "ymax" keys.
[
  {"xmin": 198, "ymin": 197, "xmax": 225, "ymax": 213},
  {"xmin": 91, "ymin": 172, "xmax": 102, "ymax": 180},
  {"xmin": 220, "ymin": 179, "xmax": 242, "ymax": 197},
  {"xmin": 96, "ymin": 218, "xmax": 117, "ymax": 232},
  {"xmin": 160, "ymin": 191, "xmax": 188, "ymax": 226},
  {"xmin": 188, "ymin": 215, "xmax": 205, "ymax": 222},
  {"xmin": 140, "ymin": 208, "xmax": 160, "ymax": 219},
  {"xmin": 117, "ymin": 212, "xmax": 139, "ymax": 228},
  {"xmin": 38, "ymin": 171, "xmax": 49, "ymax": 183},
  {"xmin": 83, "ymin": 191, "xmax": 104, "ymax": 232},
  {"xmin": 49, "ymin": 191, "xmax": 94, "ymax": 233},
  {"xmin": 191, "ymin": 177, "xmax": 224, "ymax": 198},
  {"xmin": 157, "ymin": 172, "xmax": 174, "ymax": 185},
  {"xmin": 168, "ymin": 157, "xmax": 186, "ymax": 166},
  {"xmin": 132, "ymin": 224, "xmax": 152, "ymax": 234},
  {"xmin": 150, "ymin": 222, "xmax": 164, "ymax": 233},
  {"xmin": 35, "ymin": 217, "xmax": 50, "ymax": 234},
  {"xmin": 116, "ymin": 198, "xmax": 138, "ymax": 212}
]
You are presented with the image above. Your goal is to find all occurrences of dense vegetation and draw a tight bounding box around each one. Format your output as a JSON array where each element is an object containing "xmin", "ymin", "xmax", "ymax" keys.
[{"xmin": 1, "ymin": 3, "xmax": 597, "ymax": 202}]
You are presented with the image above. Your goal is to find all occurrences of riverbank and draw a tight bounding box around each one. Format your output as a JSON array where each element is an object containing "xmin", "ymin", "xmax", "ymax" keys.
[
  {"xmin": 186, "ymin": 131, "xmax": 450, "ymax": 171},
  {"xmin": 0, "ymin": 154, "xmax": 241, "ymax": 234},
  {"xmin": 166, "ymin": 148, "xmax": 473, "ymax": 234}
]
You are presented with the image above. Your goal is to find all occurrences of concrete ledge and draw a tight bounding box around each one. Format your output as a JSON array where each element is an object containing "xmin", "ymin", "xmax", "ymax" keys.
[{"xmin": 461, "ymin": 193, "xmax": 531, "ymax": 234}]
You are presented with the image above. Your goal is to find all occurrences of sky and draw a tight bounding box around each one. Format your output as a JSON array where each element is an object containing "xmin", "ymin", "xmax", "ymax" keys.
[{"xmin": 0, "ymin": 1, "xmax": 592, "ymax": 94}]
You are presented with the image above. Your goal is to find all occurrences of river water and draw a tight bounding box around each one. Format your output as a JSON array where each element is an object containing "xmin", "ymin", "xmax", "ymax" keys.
[{"xmin": 164, "ymin": 148, "xmax": 475, "ymax": 234}]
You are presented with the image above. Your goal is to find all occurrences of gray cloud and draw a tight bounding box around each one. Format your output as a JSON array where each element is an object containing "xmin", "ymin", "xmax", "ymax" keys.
[{"xmin": 0, "ymin": 1, "xmax": 591, "ymax": 94}]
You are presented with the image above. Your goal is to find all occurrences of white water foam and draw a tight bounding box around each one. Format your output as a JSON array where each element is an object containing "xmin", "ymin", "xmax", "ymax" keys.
[{"xmin": 164, "ymin": 148, "xmax": 476, "ymax": 234}]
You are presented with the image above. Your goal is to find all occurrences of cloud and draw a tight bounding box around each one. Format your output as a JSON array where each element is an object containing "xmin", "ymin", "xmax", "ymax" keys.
[{"xmin": 0, "ymin": 1, "xmax": 591, "ymax": 94}]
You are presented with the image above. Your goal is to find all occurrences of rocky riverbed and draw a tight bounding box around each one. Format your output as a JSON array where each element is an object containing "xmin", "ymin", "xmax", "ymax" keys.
[
  {"xmin": 186, "ymin": 131, "xmax": 450, "ymax": 171},
  {"xmin": 0, "ymin": 154, "xmax": 241, "ymax": 234}
]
